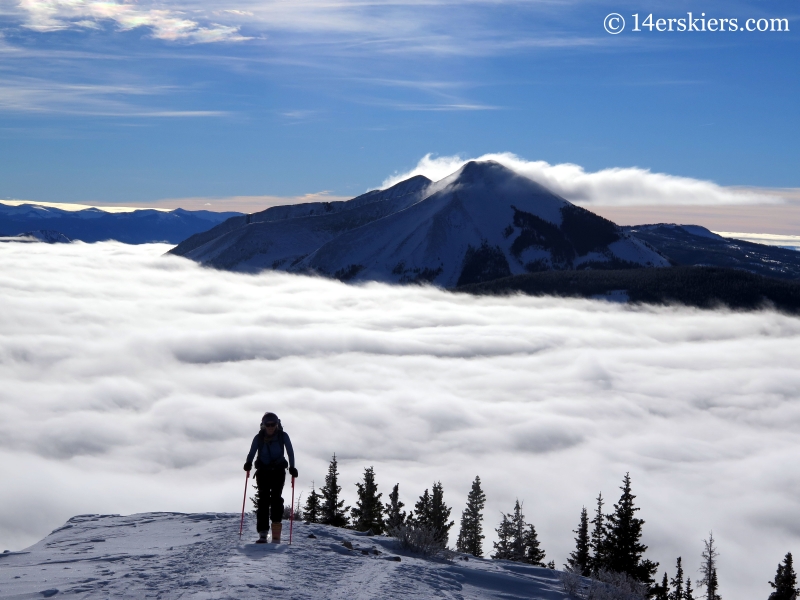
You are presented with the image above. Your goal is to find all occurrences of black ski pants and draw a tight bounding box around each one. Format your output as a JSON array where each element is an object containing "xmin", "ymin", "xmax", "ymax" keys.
[{"xmin": 255, "ymin": 468, "xmax": 286, "ymax": 532}]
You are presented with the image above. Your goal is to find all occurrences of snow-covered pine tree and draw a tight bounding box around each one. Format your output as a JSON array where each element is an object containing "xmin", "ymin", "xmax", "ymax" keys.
[
  {"xmin": 670, "ymin": 557, "xmax": 685, "ymax": 600},
  {"xmin": 698, "ymin": 532, "xmax": 721, "ymax": 600},
  {"xmin": 565, "ymin": 506, "xmax": 591, "ymax": 576},
  {"xmin": 589, "ymin": 492, "xmax": 608, "ymax": 572},
  {"xmin": 385, "ymin": 483, "xmax": 407, "ymax": 530},
  {"xmin": 351, "ymin": 466, "xmax": 385, "ymax": 534},
  {"xmin": 768, "ymin": 552, "xmax": 798, "ymax": 600},
  {"xmin": 603, "ymin": 473, "xmax": 658, "ymax": 585},
  {"xmin": 430, "ymin": 482, "xmax": 454, "ymax": 545},
  {"xmin": 456, "ymin": 476, "xmax": 486, "ymax": 557},
  {"xmin": 303, "ymin": 481, "xmax": 322, "ymax": 523},
  {"xmin": 492, "ymin": 512, "xmax": 513, "ymax": 560},
  {"xmin": 320, "ymin": 453, "xmax": 349, "ymax": 528}
]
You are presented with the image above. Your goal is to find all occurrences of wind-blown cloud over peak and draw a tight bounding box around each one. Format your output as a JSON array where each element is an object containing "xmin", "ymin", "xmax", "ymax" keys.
[{"xmin": 381, "ymin": 153, "xmax": 784, "ymax": 207}]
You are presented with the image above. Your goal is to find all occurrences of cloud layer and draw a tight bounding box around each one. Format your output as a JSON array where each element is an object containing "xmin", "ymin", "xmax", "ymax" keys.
[
  {"xmin": 1, "ymin": 242, "xmax": 799, "ymax": 600},
  {"xmin": 382, "ymin": 153, "xmax": 789, "ymax": 207}
]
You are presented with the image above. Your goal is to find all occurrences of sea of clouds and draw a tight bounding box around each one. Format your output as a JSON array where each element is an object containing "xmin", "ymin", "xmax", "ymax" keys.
[{"xmin": 1, "ymin": 241, "xmax": 799, "ymax": 599}]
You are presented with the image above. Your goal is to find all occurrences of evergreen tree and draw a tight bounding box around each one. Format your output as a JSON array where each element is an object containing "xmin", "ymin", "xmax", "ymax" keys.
[
  {"xmin": 249, "ymin": 478, "xmax": 262, "ymax": 518},
  {"xmin": 430, "ymin": 482, "xmax": 454, "ymax": 546},
  {"xmin": 491, "ymin": 500, "xmax": 546, "ymax": 566},
  {"xmin": 303, "ymin": 481, "xmax": 323, "ymax": 524},
  {"xmin": 589, "ymin": 492, "xmax": 608, "ymax": 572},
  {"xmin": 768, "ymin": 552, "xmax": 798, "ymax": 600},
  {"xmin": 685, "ymin": 578, "xmax": 695, "ymax": 600},
  {"xmin": 698, "ymin": 532, "xmax": 720, "ymax": 600},
  {"xmin": 565, "ymin": 506, "xmax": 591, "ymax": 576},
  {"xmin": 603, "ymin": 473, "xmax": 658, "ymax": 584},
  {"xmin": 669, "ymin": 557, "xmax": 685, "ymax": 600},
  {"xmin": 456, "ymin": 476, "xmax": 487, "ymax": 557},
  {"xmin": 413, "ymin": 488, "xmax": 433, "ymax": 527},
  {"xmin": 351, "ymin": 466, "xmax": 384, "ymax": 534},
  {"xmin": 653, "ymin": 572, "xmax": 670, "ymax": 600},
  {"xmin": 320, "ymin": 453, "xmax": 349, "ymax": 527},
  {"xmin": 492, "ymin": 511, "xmax": 514, "ymax": 560},
  {"xmin": 523, "ymin": 523, "xmax": 546, "ymax": 566},
  {"xmin": 384, "ymin": 483, "xmax": 407, "ymax": 530}
]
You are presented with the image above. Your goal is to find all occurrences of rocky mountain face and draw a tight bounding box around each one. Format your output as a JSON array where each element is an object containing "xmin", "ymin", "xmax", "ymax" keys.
[{"xmin": 170, "ymin": 161, "xmax": 668, "ymax": 286}]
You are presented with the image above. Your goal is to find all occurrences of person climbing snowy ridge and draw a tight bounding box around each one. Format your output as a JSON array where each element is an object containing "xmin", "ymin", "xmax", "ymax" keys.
[{"xmin": 243, "ymin": 412, "xmax": 298, "ymax": 544}]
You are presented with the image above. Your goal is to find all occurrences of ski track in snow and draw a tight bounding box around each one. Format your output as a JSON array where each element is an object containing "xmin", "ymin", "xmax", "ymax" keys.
[{"xmin": 0, "ymin": 513, "xmax": 569, "ymax": 599}]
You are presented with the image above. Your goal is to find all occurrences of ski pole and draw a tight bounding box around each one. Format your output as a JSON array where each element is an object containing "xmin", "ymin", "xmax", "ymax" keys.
[
  {"xmin": 239, "ymin": 470, "xmax": 250, "ymax": 540},
  {"xmin": 289, "ymin": 476, "xmax": 295, "ymax": 545}
]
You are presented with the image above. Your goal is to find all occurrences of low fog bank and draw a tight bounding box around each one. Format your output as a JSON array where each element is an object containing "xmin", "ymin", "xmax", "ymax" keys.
[{"xmin": 1, "ymin": 242, "xmax": 799, "ymax": 600}]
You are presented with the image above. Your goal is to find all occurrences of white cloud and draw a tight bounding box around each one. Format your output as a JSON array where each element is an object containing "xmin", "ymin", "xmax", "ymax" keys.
[
  {"xmin": 16, "ymin": 0, "xmax": 247, "ymax": 42},
  {"xmin": 381, "ymin": 152, "xmax": 789, "ymax": 206},
  {"xmin": 6, "ymin": 0, "xmax": 595, "ymax": 51},
  {"xmin": 1, "ymin": 242, "xmax": 799, "ymax": 600},
  {"xmin": 0, "ymin": 76, "xmax": 229, "ymax": 116}
]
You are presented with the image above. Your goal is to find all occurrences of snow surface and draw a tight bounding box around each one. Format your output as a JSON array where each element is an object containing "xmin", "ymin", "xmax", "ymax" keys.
[{"xmin": 0, "ymin": 513, "xmax": 569, "ymax": 599}]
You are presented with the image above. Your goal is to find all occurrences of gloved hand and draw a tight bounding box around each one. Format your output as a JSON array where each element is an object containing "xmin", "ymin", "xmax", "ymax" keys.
[
  {"xmin": 288, "ymin": 467, "xmax": 298, "ymax": 478},
  {"xmin": 244, "ymin": 462, "xmax": 252, "ymax": 472}
]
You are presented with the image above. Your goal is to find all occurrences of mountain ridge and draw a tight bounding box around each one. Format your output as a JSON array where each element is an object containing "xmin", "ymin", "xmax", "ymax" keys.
[
  {"xmin": 170, "ymin": 161, "xmax": 668, "ymax": 286},
  {"xmin": 0, "ymin": 204, "xmax": 242, "ymax": 244}
]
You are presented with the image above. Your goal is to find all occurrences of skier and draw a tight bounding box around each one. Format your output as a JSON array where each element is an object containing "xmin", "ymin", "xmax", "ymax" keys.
[{"xmin": 243, "ymin": 412, "xmax": 298, "ymax": 543}]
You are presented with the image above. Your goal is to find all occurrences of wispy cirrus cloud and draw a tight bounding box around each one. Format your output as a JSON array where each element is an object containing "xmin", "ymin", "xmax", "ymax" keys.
[
  {"xmin": 4, "ymin": 0, "xmax": 597, "ymax": 51},
  {"xmin": 0, "ymin": 76, "xmax": 227, "ymax": 116}
]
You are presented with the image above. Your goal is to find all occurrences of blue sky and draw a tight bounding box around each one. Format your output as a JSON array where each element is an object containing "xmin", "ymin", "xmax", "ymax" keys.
[{"xmin": 0, "ymin": 0, "xmax": 798, "ymax": 204}]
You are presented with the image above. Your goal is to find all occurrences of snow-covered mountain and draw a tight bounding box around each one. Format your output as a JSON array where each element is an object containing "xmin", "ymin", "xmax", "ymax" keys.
[
  {"xmin": 0, "ymin": 204, "xmax": 242, "ymax": 244},
  {"xmin": 0, "ymin": 512, "xmax": 569, "ymax": 599},
  {"xmin": 0, "ymin": 230, "xmax": 71, "ymax": 243},
  {"xmin": 170, "ymin": 161, "xmax": 668, "ymax": 286}
]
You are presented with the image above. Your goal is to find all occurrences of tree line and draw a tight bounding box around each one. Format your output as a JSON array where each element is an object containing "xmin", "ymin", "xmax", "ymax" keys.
[{"xmin": 278, "ymin": 454, "xmax": 799, "ymax": 599}]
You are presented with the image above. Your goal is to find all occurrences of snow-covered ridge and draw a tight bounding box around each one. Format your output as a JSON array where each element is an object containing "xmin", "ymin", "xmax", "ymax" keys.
[
  {"xmin": 0, "ymin": 200, "xmax": 172, "ymax": 213},
  {"xmin": 0, "ymin": 204, "xmax": 243, "ymax": 244},
  {"xmin": 0, "ymin": 512, "xmax": 568, "ymax": 599}
]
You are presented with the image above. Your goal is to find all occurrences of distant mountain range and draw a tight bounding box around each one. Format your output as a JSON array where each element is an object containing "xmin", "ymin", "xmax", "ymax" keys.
[
  {"xmin": 0, "ymin": 203, "xmax": 241, "ymax": 244},
  {"xmin": 170, "ymin": 161, "xmax": 669, "ymax": 285}
]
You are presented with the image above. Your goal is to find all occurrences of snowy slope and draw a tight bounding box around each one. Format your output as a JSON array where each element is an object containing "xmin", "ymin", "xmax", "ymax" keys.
[
  {"xmin": 298, "ymin": 161, "xmax": 668, "ymax": 286},
  {"xmin": 0, "ymin": 513, "xmax": 570, "ymax": 599},
  {"xmin": 170, "ymin": 175, "xmax": 432, "ymax": 269},
  {"xmin": 170, "ymin": 162, "xmax": 667, "ymax": 286}
]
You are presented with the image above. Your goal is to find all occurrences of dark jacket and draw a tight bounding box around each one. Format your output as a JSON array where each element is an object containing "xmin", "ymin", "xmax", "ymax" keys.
[{"xmin": 246, "ymin": 429, "xmax": 295, "ymax": 471}]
